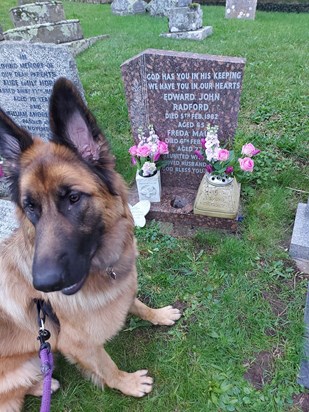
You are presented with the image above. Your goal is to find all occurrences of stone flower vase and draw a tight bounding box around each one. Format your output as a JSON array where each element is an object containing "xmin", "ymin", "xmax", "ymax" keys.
[
  {"xmin": 136, "ymin": 170, "xmax": 161, "ymax": 203},
  {"xmin": 194, "ymin": 173, "xmax": 241, "ymax": 219}
]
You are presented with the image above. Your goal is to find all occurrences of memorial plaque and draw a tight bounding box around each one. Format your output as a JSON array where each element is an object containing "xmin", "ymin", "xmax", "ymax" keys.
[
  {"xmin": 0, "ymin": 200, "xmax": 17, "ymax": 240},
  {"xmin": 121, "ymin": 49, "xmax": 246, "ymax": 189},
  {"xmin": 0, "ymin": 41, "xmax": 84, "ymax": 140}
]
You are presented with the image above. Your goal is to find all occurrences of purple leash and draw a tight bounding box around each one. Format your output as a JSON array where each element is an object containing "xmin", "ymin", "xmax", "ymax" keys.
[
  {"xmin": 39, "ymin": 346, "xmax": 54, "ymax": 412},
  {"xmin": 36, "ymin": 300, "xmax": 54, "ymax": 412}
]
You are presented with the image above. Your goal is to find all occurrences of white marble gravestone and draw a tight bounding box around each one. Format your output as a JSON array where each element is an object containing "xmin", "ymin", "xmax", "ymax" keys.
[{"xmin": 225, "ymin": 0, "xmax": 257, "ymax": 20}]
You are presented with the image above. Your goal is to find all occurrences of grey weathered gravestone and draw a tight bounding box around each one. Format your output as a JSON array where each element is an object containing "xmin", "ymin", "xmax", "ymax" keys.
[
  {"xmin": 290, "ymin": 198, "xmax": 309, "ymax": 260},
  {"xmin": 111, "ymin": 0, "xmax": 147, "ymax": 15},
  {"xmin": 225, "ymin": 0, "xmax": 257, "ymax": 20},
  {"xmin": 69, "ymin": 0, "xmax": 111, "ymax": 2},
  {"xmin": 4, "ymin": 20, "xmax": 83, "ymax": 44},
  {"xmin": 0, "ymin": 41, "xmax": 84, "ymax": 141},
  {"xmin": 10, "ymin": 2, "xmax": 66, "ymax": 28},
  {"xmin": 168, "ymin": 5, "xmax": 203, "ymax": 33},
  {"xmin": 121, "ymin": 49, "xmax": 246, "ymax": 190},
  {"xmin": 161, "ymin": 3, "xmax": 212, "ymax": 41},
  {"xmin": 0, "ymin": 200, "xmax": 17, "ymax": 240},
  {"xmin": 18, "ymin": 0, "xmax": 37, "ymax": 4},
  {"xmin": 5, "ymin": 1, "xmax": 83, "ymax": 44},
  {"xmin": 177, "ymin": 0, "xmax": 192, "ymax": 6},
  {"xmin": 147, "ymin": 0, "xmax": 178, "ymax": 16}
]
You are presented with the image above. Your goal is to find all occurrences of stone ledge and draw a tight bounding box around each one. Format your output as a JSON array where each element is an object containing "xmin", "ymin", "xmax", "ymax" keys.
[
  {"xmin": 4, "ymin": 19, "xmax": 83, "ymax": 44},
  {"xmin": 64, "ymin": 34, "xmax": 109, "ymax": 56},
  {"xmin": 129, "ymin": 184, "xmax": 240, "ymax": 233},
  {"xmin": 160, "ymin": 26, "xmax": 213, "ymax": 41}
]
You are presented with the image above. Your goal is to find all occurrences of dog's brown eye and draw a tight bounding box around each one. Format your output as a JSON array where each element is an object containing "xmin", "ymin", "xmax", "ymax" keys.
[{"xmin": 69, "ymin": 193, "xmax": 80, "ymax": 204}]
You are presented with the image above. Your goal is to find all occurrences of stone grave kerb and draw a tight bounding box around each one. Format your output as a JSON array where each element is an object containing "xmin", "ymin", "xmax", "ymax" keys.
[{"xmin": 290, "ymin": 197, "xmax": 309, "ymax": 261}]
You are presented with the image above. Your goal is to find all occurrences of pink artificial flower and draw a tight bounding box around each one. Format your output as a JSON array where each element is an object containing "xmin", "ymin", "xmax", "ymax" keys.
[
  {"xmin": 0, "ymin": 164, "xmax": 3, "ymax": 178},
  {"xmin": 137, "ymin": 144, "xmax": 151, "ymax": 158},
  {"xmin": 153, "ymin": 151, "xmax": 161, "ymax": 162},
  {"xmin": 217, "ymin": 149, "xmax": 230, "ymax": 162},
  {"xmin": 241, "ymin": 143, "xmax": 260, "ymax": 157},
  {"xmin": 131, "ymin": 157, "xmax": 137, "ymax": 165},
  {"xmin": 225, "ymin": 166, "xmax": 234, "ymax": 174},
  {"xmin": 205, "ymin": 164, "xmax": 213, "ymax": 174},
  {"xmin": 128, "ymin": 145, "xmax": 138, "ymax": 156},
  {"xmin": 194, "ymin": 150, "xmax": 204, "ymax": 160},
  {"xmin": 239, "ymin": 157, "xmax": 254, "ymax": 172},
  {"xmin": 201, "ymin": 138, "xmax": 206, "ymax": 149},
  {"xmin": 158, "ymin": 140, "xmax": 169, "ymax": 155}
]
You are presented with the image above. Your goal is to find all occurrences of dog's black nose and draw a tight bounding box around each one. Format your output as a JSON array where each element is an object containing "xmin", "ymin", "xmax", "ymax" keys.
[
  {"xmin": 32, "ymin": 259, "xmax": 67, "ymax": 292},
  {"xmin": 33, "ymin": 270, "xmax": 64, "ymax": 292}
]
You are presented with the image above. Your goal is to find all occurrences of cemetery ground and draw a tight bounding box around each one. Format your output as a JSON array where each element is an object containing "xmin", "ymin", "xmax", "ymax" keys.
[{"xmin": 1, "ymin": 1, "xmax": 309, "ymax": 411}]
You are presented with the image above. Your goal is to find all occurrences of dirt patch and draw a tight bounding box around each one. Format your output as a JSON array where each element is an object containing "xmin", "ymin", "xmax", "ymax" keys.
[
  {"xmin": 262, "ymin": 289, "xmax": 287, "ymax": 317},
  {"xmin": 172, "ymin": 300, "xmax": 188, "ymax": 313},
  {"xmin": 243, "ymin": 351, "xmax": 274, "ymax": 389},
  {"xmin": 292, "ymin": 393, "xmax": 309, "ymax": 412}
]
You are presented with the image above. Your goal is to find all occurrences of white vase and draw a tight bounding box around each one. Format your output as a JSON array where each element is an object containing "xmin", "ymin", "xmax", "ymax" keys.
[
  {"xmin": 136, "ymin": 170, "xmax": 161, "ymax": 203},
  {"xmin": 194, "ymin": 173, "xmax": 241, "ymax": 219}
]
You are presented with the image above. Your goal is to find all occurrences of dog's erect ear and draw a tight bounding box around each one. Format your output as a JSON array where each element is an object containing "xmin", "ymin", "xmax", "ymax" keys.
[
  {"xmin": 49, "ymin": 77, "xmax": 117, "ymax": 194},
  {"xmin": 0, "ymin": 108, "xmax": 33, "ymax": 202}
]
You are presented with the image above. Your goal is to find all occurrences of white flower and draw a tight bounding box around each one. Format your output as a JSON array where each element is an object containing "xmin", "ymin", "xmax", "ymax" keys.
[
  {"xmin": 142, "ymin": 161, "xmax": 157, "ymax": 176},
  {"xmin": 206, "ymin": 147, "xmax": 219, "ymax": 162}
]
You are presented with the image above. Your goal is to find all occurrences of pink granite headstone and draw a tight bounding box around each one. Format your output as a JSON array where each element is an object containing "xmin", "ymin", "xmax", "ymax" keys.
[{"xmin": 121, "ymin": 49, "xmax": 246, "ymax": 190}]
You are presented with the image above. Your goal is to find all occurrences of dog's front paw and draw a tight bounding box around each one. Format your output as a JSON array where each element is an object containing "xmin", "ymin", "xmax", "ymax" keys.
[
  {"xmin": 27, "ymin": 378, "xmax": 60, "ymax": 397},
  {"xmin": 113, "ymin": 369, "xmax": 153, "ymax": 397},
  {"xmin": 150, "ymin": 305, "xmax": 182, "ymax": 326}
]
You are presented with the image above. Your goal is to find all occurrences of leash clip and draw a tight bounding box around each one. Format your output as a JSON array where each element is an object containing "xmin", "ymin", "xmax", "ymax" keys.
[{"xmin": 107, "ymin": 266, "xmax": 117, "ymax": 280}]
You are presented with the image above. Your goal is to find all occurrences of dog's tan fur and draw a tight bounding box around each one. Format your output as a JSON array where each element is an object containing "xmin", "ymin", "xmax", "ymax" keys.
[{"xmin": 0, "ymin": 78, "xmax": 180, "ymax": 411}]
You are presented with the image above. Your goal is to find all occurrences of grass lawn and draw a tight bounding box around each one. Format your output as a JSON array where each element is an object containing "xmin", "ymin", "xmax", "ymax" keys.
[{"xmin": 1, "ymin": 1, "xmax": 309, "ymax": 411}]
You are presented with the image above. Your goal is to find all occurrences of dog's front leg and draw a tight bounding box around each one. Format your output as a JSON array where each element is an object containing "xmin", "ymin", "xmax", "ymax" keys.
[
  {"xmin": 130, "ymin": 298, "xmax": 181, "ymax": 325},
  {"xmin": 58, "ymin": 333, "xmax": 153, "ymax": 397}
]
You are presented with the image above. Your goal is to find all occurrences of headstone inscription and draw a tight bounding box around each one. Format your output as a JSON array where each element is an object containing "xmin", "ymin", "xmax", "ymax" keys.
[
  {"xmin": 225, "ymin": 0, "xmax": 257, "ymax": 20},
  {"xmin": 0, "ymin": 41, "xmax": 84, "ymax": 141},
  {"xmin": 121, "ymin": 49, "xmax": 246, "ymax": 189}
]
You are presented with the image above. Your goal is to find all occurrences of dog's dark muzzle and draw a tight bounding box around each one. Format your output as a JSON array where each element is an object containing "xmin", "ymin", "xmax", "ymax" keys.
[{"xmin": 32, "ymin": 254, "xmax": 88, "ymax": 294}]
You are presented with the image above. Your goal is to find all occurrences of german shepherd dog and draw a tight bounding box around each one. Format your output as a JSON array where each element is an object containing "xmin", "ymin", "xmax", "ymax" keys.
[{"xmin": 0, "ymin": 78, "xmax": 181, "ymax": 411}]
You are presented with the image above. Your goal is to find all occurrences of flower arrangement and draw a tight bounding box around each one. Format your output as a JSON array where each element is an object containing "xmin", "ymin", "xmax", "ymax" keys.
[
  {"xmin": 194, "ymin": 124, "xmax": 260, "ymax": 180},
  {"xmin": 128, "ymin": 125, "xmax": 169, "ymax": 177}
]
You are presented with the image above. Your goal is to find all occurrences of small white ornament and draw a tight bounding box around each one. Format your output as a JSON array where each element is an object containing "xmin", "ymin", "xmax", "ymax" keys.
[{"xmin": 128, "ymin": 200, "xmax": 151, "ymax": 227}]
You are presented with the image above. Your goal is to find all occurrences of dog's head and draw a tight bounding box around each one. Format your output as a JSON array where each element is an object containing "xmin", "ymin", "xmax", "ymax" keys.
[{"xmin": 0, "ymin": 78, "xmax": 123, "ymax": 295}]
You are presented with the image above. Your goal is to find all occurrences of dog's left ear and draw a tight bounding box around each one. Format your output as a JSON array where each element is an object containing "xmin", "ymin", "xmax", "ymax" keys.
[
  {"xmin": 49, "ymin": 77, "xmax": 117, "ymax": 194},
  {"xmin": 0, "ymin": 108, "xmax": 34, "ymax": 203}
]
